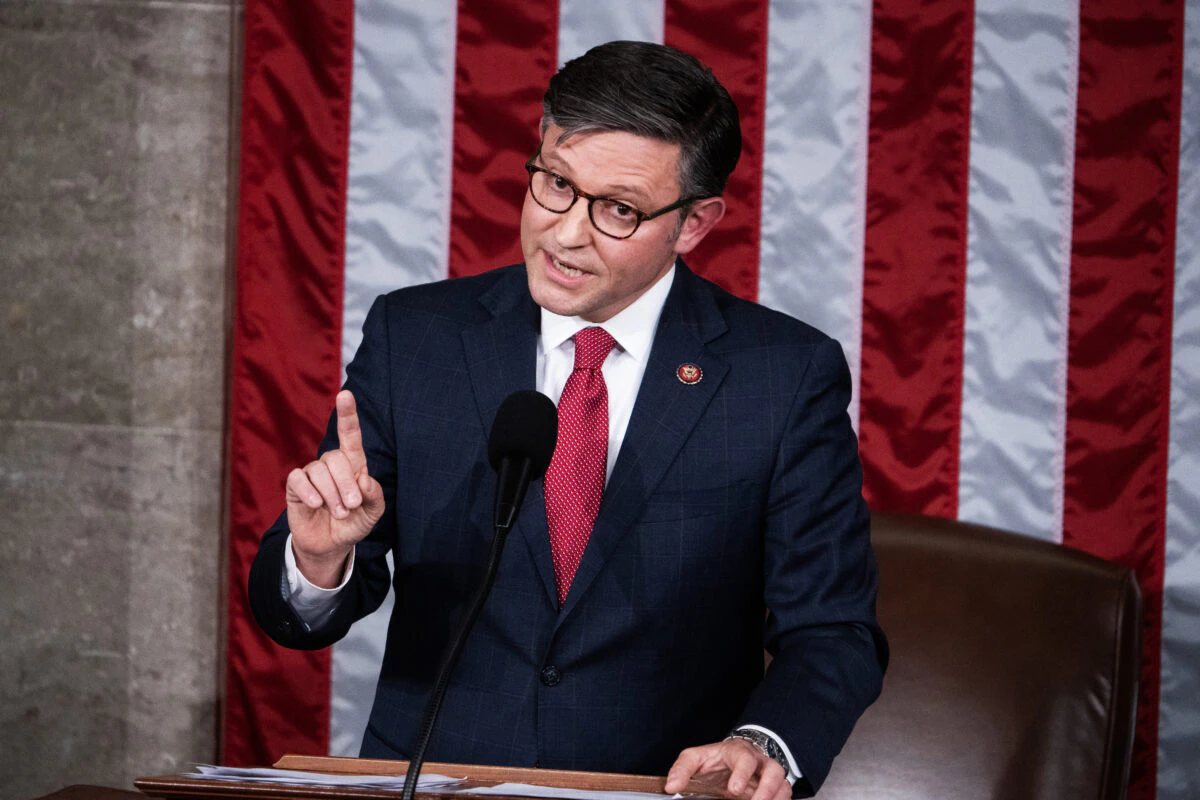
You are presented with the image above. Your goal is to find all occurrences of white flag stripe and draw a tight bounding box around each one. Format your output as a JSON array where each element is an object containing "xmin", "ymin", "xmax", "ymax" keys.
[
  {"xmin": 957, "ymin": 0, "xmax": 1079, "ymax": 542},
  {"xmin": 758, "ymin": 0, "xmax": 873, "ymax": 428},
  {"xmin": 340, "ymin": 0, "xmax": 458, "ymax": 370},
  {"xmin": 557, "ymin": 0, "xmax": 665, "ymax": 65},
  {"xmin": 1161, "ymin": 1, "xmax": 1200, "ymax": 796},
  {"xmin": 332, "ymin": 0, "xmax": 459, "ymax": 756},
  {"xmin": 330, "ymin": 558, "xmax": 396, "ymax": 757}
]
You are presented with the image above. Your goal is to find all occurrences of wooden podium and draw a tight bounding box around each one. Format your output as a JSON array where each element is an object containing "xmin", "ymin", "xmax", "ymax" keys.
[{"xmin": 135, "ymin": 755, "xmax": 692, "ymax": 800}]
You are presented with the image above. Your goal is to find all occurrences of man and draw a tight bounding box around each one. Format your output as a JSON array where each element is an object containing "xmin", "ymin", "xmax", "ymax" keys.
[{"xmin": 249, "ymin": 41, "xmax": 885, "ymax": 799}]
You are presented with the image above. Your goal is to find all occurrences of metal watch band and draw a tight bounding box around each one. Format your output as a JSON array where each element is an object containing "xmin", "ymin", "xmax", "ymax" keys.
[{"xmin": 726, "ymin": 728, "xmax": 790, "ymax": 776}]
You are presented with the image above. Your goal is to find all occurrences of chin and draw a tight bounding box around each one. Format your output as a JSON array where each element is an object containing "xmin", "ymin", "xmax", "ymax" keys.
[
  {"xmin": 528, "ymin": 277, "xmax": 575, "ymax": 317},
  {"xmin": 539, "ymin": 296, "xmax": 588, "ymax": 318}
]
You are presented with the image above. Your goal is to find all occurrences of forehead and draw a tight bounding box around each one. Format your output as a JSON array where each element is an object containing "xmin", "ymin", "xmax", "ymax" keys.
[{"xmin": 539, "ymin": 124, "xmax": 681, "ymax": 200}]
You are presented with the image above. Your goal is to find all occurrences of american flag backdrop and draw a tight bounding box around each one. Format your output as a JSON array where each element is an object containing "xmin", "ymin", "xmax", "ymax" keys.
[{"xmin": 222, "ymin": 1, "xmax": 1200, "ymax": 798}]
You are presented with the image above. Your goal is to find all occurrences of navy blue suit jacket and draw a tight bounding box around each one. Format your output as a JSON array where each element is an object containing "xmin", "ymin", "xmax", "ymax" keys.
[{"xmin": 249, "ymin": 262, "xmax": 886, "ymax": 795}]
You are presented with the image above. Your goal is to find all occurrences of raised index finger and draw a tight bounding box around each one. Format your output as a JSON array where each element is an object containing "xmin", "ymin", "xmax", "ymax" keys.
[{"xmin": 335, "ymin": 389, "xmax": 367, "ymax": 473}]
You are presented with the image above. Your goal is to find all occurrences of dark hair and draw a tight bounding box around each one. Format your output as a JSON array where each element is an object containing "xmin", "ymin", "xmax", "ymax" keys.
[{"xmin": 541, "ymin": 41, "xmax": 742, "ymax": 200}]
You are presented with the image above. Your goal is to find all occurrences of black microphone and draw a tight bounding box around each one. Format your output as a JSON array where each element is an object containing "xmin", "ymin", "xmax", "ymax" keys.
[
  {"xmin": 402, "ymin": 391, "xmax": 557, "ymax": 800},
  {"xmin": 489, "ymin": 390, "xmax": 558, "ymax": 531}
]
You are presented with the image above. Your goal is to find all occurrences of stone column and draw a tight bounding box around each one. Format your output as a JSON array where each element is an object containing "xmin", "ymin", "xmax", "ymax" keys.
[{"xmin": 0, "ymin": 0, "xmax": 239, "ymax": 795}]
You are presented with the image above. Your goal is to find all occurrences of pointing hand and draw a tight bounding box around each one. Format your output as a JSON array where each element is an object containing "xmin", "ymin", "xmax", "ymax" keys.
[{"xmin": 285, "ymin": 390, "xmax": 385, "ymax": 587}]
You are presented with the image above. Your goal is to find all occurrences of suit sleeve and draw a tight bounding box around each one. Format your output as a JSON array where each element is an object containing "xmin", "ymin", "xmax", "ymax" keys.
[
  {"xmin": 734, "ymin": 336, "xmax": 888, "ymax": 796},
  {"xmin": 247, "ymin": 295, "xmax": 400, "ymax": 650}
]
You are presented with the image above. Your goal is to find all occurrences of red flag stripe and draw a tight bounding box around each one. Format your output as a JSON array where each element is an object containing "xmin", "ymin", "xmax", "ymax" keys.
[
  {"xmin": 222, "ymin": 0, "xmax": 356, "ymax": 764},
  {"xmin": 664, "ymin": 0, "xmax": 770, "ymax": 301},
  {"xmin": 857, "ymin": 0, "xmax": 975, "ymax": 517},
  {"xmin": 447, "ymin": 0, "xmax": 559, "ymax": 279},
  {"xmin": 1063, "ymin": 2, "xmax": 1186, "ymax": 797}
]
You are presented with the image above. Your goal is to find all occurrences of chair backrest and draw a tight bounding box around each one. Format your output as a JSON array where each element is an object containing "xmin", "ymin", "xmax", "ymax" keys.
[{"xmin": 818, "ymin": 513, "xmax": 1142, "ymax": 800}]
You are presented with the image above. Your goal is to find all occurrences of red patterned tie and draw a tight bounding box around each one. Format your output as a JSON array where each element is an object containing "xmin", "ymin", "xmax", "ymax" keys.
[{"xmin": 544, "ymin": 327, "xmax": 616, "ymax": 606}]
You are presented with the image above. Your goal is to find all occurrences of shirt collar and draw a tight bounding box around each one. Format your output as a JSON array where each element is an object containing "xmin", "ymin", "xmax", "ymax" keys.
[{"xmin": 539, "ymin": 264, "xmax": 675, "ymax": 364}]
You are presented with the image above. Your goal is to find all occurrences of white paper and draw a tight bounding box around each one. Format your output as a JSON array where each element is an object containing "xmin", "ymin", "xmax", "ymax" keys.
[
  {"xmin": 458, "ymin": 782, "xmax": 678, "ymax": 800},
  {"xmin": 184, "ymin": 765, "xmax": 465, "ymax": 790}
]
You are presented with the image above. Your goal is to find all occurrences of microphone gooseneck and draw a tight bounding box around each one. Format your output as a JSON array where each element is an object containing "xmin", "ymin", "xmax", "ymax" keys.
[{"xmin": 401, "ymin": 391, "xmax": 557, "ymax": 800}]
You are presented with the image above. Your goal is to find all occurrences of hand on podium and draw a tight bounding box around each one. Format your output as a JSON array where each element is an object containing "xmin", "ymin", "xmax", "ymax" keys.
[
  {"xmin": 666, "ymin": 739, "xmax": 790, "ymax": 800},
  {"xmin": 285, "ymin": 389, "xmax": 385, "ymax": 588}
]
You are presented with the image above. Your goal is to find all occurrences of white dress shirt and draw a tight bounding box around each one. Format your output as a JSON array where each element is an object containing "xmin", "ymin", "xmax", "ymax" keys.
[
  {"xmin": 536, "ymin": 263, "xmax": 674, "ymax": 479},
  {"xmin": 281, "ymin": 265, "xmax": 799, "ymax": 783}
]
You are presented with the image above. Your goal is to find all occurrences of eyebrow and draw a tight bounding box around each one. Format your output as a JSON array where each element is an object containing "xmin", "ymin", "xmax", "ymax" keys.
[{"xmin": 535, "ymin": 155, "xmax": 653, "ymax": 207}]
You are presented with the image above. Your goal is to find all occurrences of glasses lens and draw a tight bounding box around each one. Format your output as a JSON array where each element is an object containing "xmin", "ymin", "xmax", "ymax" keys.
[
  {"xmin": 530, "ymin": 170, "xmax": 576, "ymax": 212},
  {"xmin": 591, "ymin": 199, "xmax": 639, "ymax": 238}
]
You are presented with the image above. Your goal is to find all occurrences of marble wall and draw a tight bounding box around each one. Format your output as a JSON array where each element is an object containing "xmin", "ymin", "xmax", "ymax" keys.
[{"xmin": 0, "ymin": 0, "xmax": 238, "ymax": 796}]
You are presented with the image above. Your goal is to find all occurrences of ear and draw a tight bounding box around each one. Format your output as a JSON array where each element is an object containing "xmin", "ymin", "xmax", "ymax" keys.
[{"xmin": 672, "ymin": 197, "xmax": 726, "ymax": 256}]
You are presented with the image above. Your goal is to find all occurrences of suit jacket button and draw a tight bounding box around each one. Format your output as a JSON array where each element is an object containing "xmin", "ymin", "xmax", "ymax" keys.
[{"xmin": 540, "ymin": 665, "xmax": 562, "ymax": 687}]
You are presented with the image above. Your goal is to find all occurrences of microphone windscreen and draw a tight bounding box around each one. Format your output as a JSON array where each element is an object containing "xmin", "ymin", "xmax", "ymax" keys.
[{"xmin": 487, "ymin": 390, "xmax": 558, "ymax": 478}]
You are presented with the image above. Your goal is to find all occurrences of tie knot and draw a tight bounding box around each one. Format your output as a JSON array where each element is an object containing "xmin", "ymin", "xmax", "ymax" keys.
[{"xmin": 573, "ymin": 327, "xmax": 615, "ymax": 371}]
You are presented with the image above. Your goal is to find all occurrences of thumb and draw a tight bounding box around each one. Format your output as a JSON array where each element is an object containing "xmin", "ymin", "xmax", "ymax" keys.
[{"xmin": 358, "ymin": 472, "xmax": 386, "ymax": 521}]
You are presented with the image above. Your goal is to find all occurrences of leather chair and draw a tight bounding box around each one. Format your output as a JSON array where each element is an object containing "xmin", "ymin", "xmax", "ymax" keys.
[{"xmin": 818, "ymin": 513, "xmax": 1142, "ymax": 800}]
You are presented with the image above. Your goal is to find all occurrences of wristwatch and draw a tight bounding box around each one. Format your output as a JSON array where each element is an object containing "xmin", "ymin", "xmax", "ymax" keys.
[{"xmin": 726, "ymin": 728, "xmax": 791, "ymax": 776}]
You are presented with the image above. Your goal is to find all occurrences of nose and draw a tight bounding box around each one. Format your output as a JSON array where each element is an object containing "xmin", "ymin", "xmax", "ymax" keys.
[{"xmin": 553, "ymin": 200, "xmax": 592, "ymax": 249}]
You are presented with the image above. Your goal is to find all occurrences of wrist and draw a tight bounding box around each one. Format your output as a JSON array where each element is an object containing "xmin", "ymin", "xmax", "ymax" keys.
[
  {"xmin": 725, "ymin": 729, "xmax": 790, "ymax": 778},
  {"xmin": 292, "ymin": 542, "xmax": 352, "ymax": 588}
]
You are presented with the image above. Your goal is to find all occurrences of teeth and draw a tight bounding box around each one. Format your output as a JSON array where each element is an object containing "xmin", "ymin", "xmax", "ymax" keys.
[{"xmin": 552, "ymin": 257, "xmax": 583, "ymax": 278}]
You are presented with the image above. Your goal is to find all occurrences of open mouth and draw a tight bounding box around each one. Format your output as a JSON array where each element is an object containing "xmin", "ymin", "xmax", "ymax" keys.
[{"xmin": 548, "ymin": 253, "xmax": 587, "ymax": 279}]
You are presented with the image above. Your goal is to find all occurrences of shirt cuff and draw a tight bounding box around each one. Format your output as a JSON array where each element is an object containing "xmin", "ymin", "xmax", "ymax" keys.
[
  {"xmin": 283, "ymin": 533, "xmax": 355, "ymax": 628},
  {"xmin": 735, "ymin": 724, "xmax": 802, "ymax": 785}
]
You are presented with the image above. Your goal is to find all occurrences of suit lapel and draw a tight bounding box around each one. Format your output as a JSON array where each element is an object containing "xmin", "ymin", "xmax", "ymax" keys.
[
  {"xmin": 557, "ymin": 264, "xmax": 730, "ymax": 622},
  {"xmin": 460, "ymin": 270, "xmax": 559, "ymax": 606}
]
